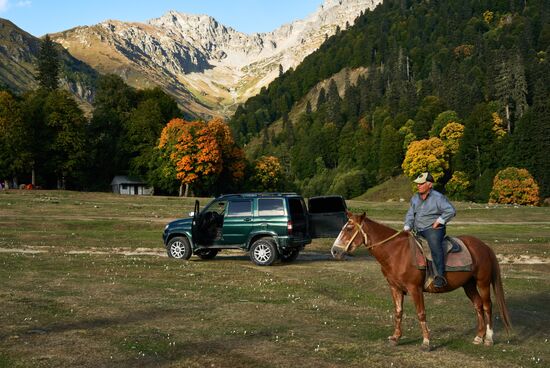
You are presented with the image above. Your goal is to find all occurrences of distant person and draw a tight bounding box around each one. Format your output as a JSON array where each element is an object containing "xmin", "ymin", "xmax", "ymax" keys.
[{"xmin": 403, "ymin": 172, "xmax": 456, "ymax": 288}]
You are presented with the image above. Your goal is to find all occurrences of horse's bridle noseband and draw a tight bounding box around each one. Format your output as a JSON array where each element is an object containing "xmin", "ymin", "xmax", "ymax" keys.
[{"xmin": 338, "ymin": 219, "xmax": 369, "ymax": 253}]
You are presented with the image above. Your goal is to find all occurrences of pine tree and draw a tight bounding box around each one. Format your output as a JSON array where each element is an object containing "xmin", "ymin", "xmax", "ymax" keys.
[
  {"xmin": 510, "ymin": 80, "xmax": 550, "ymax": 197},
  {"xmin": 36, "ymin": 35, "xmax": 61, "ymax": 91},
  {"xmin": 493, "ymin": 49, "xmax": 528, "ymax": 133}
]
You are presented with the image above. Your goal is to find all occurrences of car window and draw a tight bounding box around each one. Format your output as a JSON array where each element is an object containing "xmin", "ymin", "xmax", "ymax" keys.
[
  {"xmin": 203, "ymin": 200, "xmax": 227, "ymax": 215},
  {"xmin": 258, "ymin": 199, "xmax": 285, "ymax": 216},
  {"xmin": 226, "ymin": 200, "xmax": 252, "ymax": 217}
]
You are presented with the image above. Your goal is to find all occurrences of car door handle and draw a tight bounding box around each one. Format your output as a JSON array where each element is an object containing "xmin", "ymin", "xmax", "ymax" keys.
[{"xmin": 244, "ymin": 217, "xmax": 252, "ymax": 222}]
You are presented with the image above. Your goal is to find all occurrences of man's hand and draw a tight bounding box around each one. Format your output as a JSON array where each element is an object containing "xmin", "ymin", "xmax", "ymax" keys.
[{"xmin": 432, "ymin": 220, "xmax": 441, "ymax": 229}]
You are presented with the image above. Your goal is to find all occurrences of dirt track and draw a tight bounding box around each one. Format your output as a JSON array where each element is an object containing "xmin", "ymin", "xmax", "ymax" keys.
[{"xmin": 1, "ymin": 245, "xmax": 547, "ymax": 264}]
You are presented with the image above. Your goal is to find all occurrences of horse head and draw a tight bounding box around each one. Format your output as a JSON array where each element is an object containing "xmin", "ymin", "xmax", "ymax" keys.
[{"xmin": 331, "ymin": 211, "xmax": 368, "ymax": 260}]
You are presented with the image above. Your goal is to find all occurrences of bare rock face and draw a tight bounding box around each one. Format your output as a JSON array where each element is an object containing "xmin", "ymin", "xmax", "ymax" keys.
[{"xmin": 51, "ymin": 0, "xmax": 381, "ymax": 118}]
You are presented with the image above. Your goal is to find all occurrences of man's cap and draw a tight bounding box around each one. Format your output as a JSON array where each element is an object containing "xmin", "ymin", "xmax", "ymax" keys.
[{"xmin": 413, "ymin": 172, "xmax": 434, "ymax": 184}]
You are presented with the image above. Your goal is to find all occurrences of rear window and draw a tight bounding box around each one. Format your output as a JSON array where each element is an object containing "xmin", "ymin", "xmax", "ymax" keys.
[
  {"xmin": 308, "ymin": 197, "xmax": 346, "ymax": 213},
  {"xmin": 258, "ymin": 199, "xmax": 285, "ymax": 216},
  {"xmin": 227, "ymin": 200, "xmax": 252, "ymax": 217}
]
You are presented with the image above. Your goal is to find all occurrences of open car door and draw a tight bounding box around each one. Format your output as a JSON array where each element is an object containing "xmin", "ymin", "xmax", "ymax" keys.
[
  {"xmin": 308, "ymin": 196, "xmax": 347, "ymax": 238},
  {"xmin": 191, "ymin": 199, "xmax": 200, "ymax": 242}
]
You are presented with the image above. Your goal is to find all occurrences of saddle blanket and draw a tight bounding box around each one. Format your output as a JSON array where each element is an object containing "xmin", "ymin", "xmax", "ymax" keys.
[{"xmin": 410, "ymin": 235, "xmax": 473, "ymax": 272}]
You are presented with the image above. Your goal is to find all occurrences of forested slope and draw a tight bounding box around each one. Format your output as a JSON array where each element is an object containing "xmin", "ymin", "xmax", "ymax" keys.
[{"xmin": 230, "ymin": 0, "xmax": 550, "ymax": 200}]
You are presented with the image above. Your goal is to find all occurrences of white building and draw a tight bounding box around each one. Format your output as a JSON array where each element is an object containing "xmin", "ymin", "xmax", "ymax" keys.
[{"xmin": 110, "ymin": 176, "xmax": 153, "ymax": 195}]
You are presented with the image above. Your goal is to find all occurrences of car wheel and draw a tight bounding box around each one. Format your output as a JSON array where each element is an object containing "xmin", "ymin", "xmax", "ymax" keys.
[
  {"xmin": 280, "ymin": 249, "xmax": 300, "ymax": 263},
  {"xmin": 250, "ymin": 238, "xmax": 278, "ymax": 266},
  {"xmin": 167, "ymin": 236, "xmax": 192, "ymax": 260},
  {"xmin": 196, "ymin": 249, "xmax": 219, "ymax": 260}
]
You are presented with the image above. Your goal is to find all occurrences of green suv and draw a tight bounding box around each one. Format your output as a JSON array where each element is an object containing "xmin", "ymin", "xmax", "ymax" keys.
[{"xmin": 162, "ymin": 193, "xmax": 347, "ymax": 266}]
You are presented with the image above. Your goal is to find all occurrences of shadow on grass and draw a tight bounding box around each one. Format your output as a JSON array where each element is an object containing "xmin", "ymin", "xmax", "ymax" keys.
[
  {"xmin": 112, "ymin": 336, "xmax": 276, "ymax": 368},
  {"xmin": 4, "ymin": 309, "xmax": 176, "ymax": 340},
  {"xmin": 187, "ymin": 251, "xmax": 375, "ymax": 266},
  {"xmin": 504, "ymin": 291, "xmax": 550, "ymax": 342}
]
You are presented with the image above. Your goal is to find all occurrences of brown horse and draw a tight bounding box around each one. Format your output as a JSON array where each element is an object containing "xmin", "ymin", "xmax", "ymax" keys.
[{"xmin": 331, "ymin": 211, "xmax": 511, "ymax": 350}]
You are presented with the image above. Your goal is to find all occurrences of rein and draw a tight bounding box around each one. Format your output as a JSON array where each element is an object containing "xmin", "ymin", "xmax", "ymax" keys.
[{"xmin": 343, "ymin": 219, "xmax": 402, "ymax": 251}]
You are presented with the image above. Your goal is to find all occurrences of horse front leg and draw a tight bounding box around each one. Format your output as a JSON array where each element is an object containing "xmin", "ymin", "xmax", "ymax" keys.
[
  {"xmin": 388, "ymin": 286, "xmax": 404, "ymax": 346},
  {"xmin": 410, "ymin": 287, "xmax": 431, "ymax": 351}
]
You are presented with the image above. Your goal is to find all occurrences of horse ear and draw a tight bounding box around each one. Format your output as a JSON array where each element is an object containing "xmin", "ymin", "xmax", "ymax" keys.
[
  {"xmin": 346, "ymin": 210, "xmax": 353, "ymax": 219},
  {"xmin": 360, "ymin": 212, "xmax": 366, "ymax": 220}
]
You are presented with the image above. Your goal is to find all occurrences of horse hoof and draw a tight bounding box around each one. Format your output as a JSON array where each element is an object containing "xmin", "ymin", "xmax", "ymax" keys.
[
  {"xmin": 420, "ymin": 343, "xmax": 431, "ymax": 352},
  {"xmin": 473, "ymin": 336, "xmax": 483, "ymax": 345},
  {"xmin": 484, "ymin": 340, "xmax": 494, "ymax": 347},
  {"xmin": 387, "ymin": 337, "xmax": 398, "ymax": 346}
]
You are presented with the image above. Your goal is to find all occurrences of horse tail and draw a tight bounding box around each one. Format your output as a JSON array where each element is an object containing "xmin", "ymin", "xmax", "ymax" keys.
[{"xmin": 489, "ymin": 249, "xmax": 512, "ymax": 334}]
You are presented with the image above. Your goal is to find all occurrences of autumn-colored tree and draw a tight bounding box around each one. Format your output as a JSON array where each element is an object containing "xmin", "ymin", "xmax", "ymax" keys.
[
  {"xmin": 207, "ymin": 117, "xmax": 246, "ymax": 187},
  {"xmin": 439, "ymin": 122, "xmax": 464, "ymax": 155},
  {"xmin": 445, "ymin": 171, "xmax": 471, "ymax": 200},
  {"xmin": 489, "ymin": 167, "xmax": 540, "ymax": 206},
  {"xmin": 491, "ymin": 112, "xmax": 506, "ymax": 140},
  {"xmin": 252, "ymin": 156, "xmax": 283, "ymax": 192},
  {"xmin": 157, "ymin": 117, "xmax": 246, "ymax": 196},
  {"xmin": 176, "ymin": 121, "xmax": 221, "ymax": 196},
  {"xmin": 158, "ymin": 118, "xmax": 221, "ymax": 196},
  {"xmin": 430, "ymin": 110, "xmax": 461, "ymax": 137},
  {"xmin": 402, "ymin": 137, "xmax": 448, "ymax": 184}
]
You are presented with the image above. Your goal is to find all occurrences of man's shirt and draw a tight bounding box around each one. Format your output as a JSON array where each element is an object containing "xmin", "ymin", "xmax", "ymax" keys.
[{"xmin": 404, "ymin": 189, "xmax": 456, "ymax": 231}]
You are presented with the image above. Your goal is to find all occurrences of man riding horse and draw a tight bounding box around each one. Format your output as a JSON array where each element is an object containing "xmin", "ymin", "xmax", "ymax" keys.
[{"xmin": 404, "ymin": 172, "xmax": 456, "ymax": 288}]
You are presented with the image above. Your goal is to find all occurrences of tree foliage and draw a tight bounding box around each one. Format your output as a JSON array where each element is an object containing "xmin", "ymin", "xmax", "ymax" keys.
[
  {"xmin": 439, "ymin": 122, "xmax": 464, "ymax": 155},
  {"xmin": 158, "ymin": 117, "xmax": 245, "ymax": 196},
  {"xmin": 36, "ymin": 35, "xmax": 61, "ymax": 91},
  {"xmin": 445, "ymin": 171, "xmax": 471, "ymax": 200},
  {"xmin": 252, "ymin": 156, "xmax": 283, "ymax": 192},
  {"xmin": 0, "ymin": 91, "xmax": 29, "ymax": 180},
  {"xmin": 489, "ymin": 167, "xmax": 540, "ymax": 205},
  {"xmin": 402, "ymin": 137, "xmax": 448, "ymax": 183}
]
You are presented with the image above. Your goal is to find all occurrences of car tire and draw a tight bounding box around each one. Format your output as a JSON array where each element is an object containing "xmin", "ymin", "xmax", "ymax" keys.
[
  {"xmin": 196, "ymin": 249, "xmax": 219, "ymax": 260},
  {"xmin": 280, "ymin": 249, "xmax": 300, "ymax": 263},
  {"xmin": 250, "ymin": 238, "xmax": 279, "ymax": 266},
  {"xmin": 166, "ymin": 236, "xmax": 192, "ymax": 260}
]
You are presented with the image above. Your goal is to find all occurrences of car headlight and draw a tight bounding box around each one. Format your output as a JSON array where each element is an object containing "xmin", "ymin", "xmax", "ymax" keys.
[{"xmin": 164, "ymin": 224, "xmax": 169, "ymax": 230}]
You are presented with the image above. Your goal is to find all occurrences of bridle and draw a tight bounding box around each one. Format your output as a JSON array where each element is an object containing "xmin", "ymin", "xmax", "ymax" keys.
[{"xmin": 335, "ymin": 218, "xmax": 403, "ymax": 253}]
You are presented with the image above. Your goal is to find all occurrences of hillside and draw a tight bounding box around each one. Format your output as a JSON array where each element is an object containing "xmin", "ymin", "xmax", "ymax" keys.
[
  {"xmin": 0, "ymin": 18, "xmax": 98, "ymax": 111},
  {"xmin": 230, "ymin": 0, "xmax": 550, "ymax": 200}
]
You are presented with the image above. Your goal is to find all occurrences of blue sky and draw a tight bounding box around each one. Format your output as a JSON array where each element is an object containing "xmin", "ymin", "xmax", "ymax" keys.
[{"xmin": 0, "ymin": 0, "xmax": 323, "ymax": 37}]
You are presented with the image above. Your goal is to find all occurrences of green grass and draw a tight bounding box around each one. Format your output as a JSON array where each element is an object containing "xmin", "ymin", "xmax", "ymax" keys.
[{"xmin": 0, "ymin": 190, "xmax": 549, "ymax": 367}]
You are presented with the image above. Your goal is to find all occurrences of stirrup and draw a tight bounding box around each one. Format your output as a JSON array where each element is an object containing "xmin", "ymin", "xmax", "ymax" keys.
[{"xmin": 433, "ymin": 276, "xmax": 447, "ymax": 288}]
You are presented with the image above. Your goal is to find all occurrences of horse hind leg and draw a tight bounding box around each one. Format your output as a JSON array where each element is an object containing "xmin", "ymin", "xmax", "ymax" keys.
[
  {"xmin": 463, "ymin": 280, "xmax": 486, "ymax": 345},
  {"xmin": 478, "ymin": 283, "xmax": 494, "ymax": 346}
]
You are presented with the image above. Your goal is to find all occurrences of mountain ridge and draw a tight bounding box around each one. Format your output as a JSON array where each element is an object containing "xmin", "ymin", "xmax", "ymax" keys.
[
  {"xmin": 0, "ymin": 18, "xmax": 98, "ymax": 112},
  {"xmin": 49, "ymin": 0, "xmax": 381, "ymax": 118}
]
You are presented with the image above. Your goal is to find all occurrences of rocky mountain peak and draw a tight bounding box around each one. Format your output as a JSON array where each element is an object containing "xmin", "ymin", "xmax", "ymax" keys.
[{"xmin": 48, "ymin": 0, "xmax": 382, "ymax": 118}]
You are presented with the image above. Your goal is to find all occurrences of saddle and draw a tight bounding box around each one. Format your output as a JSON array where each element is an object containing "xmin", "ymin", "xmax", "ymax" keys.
[
  {"xmin": 409, "ymin": 235, "xmax": 473, "ymax": 272},
  {"xmin": 409, "ymin": 234, "xmax": 473, "ymax": 289}
]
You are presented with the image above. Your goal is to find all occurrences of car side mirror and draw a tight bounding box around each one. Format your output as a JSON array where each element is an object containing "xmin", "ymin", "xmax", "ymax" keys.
[{"xmin": 189, "ymin": 211, "xmax": 195, "ymax": 217}]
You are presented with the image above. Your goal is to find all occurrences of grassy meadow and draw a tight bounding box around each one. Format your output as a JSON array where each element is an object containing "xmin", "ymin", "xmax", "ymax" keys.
[{"xmin": 0, "ymin": 190, "xmax": 549, "ymax": 367}]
